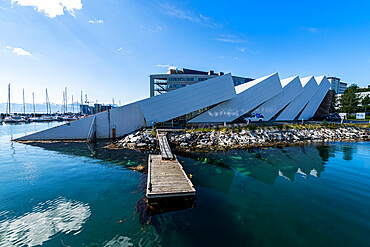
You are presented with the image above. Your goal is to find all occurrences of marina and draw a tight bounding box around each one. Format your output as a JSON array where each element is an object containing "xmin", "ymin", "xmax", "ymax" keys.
[{"xmin": 1, "ymin": 1, "xmax": 370, "ymax": 245}]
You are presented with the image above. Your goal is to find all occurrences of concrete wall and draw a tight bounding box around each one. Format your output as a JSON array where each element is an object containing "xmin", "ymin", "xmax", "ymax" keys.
[
  {"xmin": 189, "ymin": 73, "xmax": 282, "ymax": 123},
  {"xmin": 253, "ymin": 76, "xmax": 303, "ymax": 121}
]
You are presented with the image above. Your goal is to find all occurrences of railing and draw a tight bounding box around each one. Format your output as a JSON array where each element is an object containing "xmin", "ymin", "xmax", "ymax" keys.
[{"xmin": 86, "ymin": 116, "xmax": 96, "ymax": 143}]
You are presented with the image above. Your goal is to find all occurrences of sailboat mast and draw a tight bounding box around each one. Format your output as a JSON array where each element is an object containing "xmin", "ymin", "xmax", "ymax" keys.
[
  {"xmin": 72, "ymin": 95, "xmax": 74, "ymax": 113},
  {"xmin": 32, "ymin": 92, "xmax": 35, "ymax": 117},
  {"xmin": 80, "ymin": 90, "xmax": 83, "ymax": 114},
  {"xmin": 8, "ymin": 83, "xmax": 11, "ymax": 116},
  {"xmin": 22, "ymin": 89, "xmax": 25, "ymax": 114},
  {"xmin": 46, "ymin": 89, "xmax": 49, "ymax": 115},
  {"xmin": 65, "ymin": 87, "xmax": 68, "ymax": 113},
  {"xmin": 62, "ymin": 91, "xmax": 65, "ymax": 114}
]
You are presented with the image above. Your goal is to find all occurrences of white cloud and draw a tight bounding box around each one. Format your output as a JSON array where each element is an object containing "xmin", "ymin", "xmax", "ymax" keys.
[
  {"xmin": 159, "ymin": 3, "xmax": 219, "ymax": 28},
  {"xmin": 303, "ymin": 27, "xmax": 318, "ymax": 33},
  {"xmin": 157, "ymin": 64, "xmax": 177, "ymax": 70},
  {"xmin": 11, "ymin": 0, "xmax": 83, "ymax": 18},
  {"xmin": 89, "ymin": 19, "xmax": 103, "ymax": 24},
  {"xmin": 118, "ymin": 47, "xmax": 129, "ymax": 53},
  {"xmin": 6, "ymin": 46, "xmax": 32, "ymax": 56},
  {"xmin": 215, "ymin": 38, "xmax": 246, "ymax": 43},
  {"xmin": 152, "ymin": 24, "xmax": 164, "ymax": 33},
  {"xmin": 215, "ymin": 34, "xmax": 247, "ymax": 43},
  {"xmin": 238, "ymin": 47, "xmax": 255, "ymax": 55}
]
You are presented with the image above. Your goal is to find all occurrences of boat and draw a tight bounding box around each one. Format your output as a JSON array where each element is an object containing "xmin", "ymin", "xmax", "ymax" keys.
[
  {"xmin": 3, "ymin": 116, "xmax": 26, "ymax": 123},
  {"xmin": 41, "ymin": 115, "xmax": 53, "ymax": 121}
]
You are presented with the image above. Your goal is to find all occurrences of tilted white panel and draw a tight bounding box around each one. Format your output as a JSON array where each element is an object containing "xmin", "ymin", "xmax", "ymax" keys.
[
  {"xmin": 138, "ymin": 73, "xmax": 236, "ymax": 125},
  {"xmin": 298, "ymin": 76, "xmax": 331, "ymax": 120},
  {"xmin": 253, "ymin": 76, "xmax": 303, "ymax": 121},
  {"xmin": 189, "ymin": 73, "xmax": 282, "ymax": 123},
  {"xmin": 276, "ymin": 76, "xmax": 318, "ymax": 121}
]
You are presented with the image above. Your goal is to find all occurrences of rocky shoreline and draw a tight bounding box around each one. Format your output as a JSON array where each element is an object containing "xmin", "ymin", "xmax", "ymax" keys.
[{"xmin": 118, "ymin": 124, "xmax": 370, "ymax": 153}]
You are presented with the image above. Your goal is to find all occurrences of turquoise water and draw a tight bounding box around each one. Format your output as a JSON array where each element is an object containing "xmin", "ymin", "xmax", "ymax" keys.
[{"xmin": 0, "ymin": 123, "xmax": 369, "ymax": 246}]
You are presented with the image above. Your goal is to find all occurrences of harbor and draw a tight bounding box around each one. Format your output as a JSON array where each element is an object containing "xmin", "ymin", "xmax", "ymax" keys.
[
  {"xmin": 2, "ymin": 0, "xmax": 370, "ymax": 246},
  {"xmin": 0, "ymin": 83, "xmax": 115, "ymax": 124},
  {"xmin": 1, "ymin": 122, "xmax": 370, "ymax": 246}
]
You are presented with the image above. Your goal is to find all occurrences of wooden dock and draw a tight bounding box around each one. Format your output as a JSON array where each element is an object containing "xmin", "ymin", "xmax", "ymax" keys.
[
  {"xmin": 146, "ymin": 155, "xmax": 196, "ymax": 199},
  {"xmin": 146, "ymin": 131, "xmax": 196, "ymax": 199},
  {"xmin": 157, "ymin": 132, "xmax": 174, "ymax": 160}
]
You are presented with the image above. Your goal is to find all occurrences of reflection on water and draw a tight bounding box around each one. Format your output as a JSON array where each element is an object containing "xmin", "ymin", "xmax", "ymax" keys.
[
  {"xmin": 1, "ymin": 123, "xmax": 370, "ymax": 247},
  {"xmin": 180, "ymin": 144, "xmax": 328, "ymax": 194},
  {"xmin": 0, "ymin": 197, "xmax": 91, "ymax": 247},
  {"xmin": 103, "ymin": 235, "xmax": 133, "ymax": 247}
]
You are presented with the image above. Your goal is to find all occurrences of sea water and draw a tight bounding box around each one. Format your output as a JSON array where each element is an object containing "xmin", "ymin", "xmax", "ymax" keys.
[{"xmin": 0, "ymin": 122, "xmax": 369, "ymax": 246}]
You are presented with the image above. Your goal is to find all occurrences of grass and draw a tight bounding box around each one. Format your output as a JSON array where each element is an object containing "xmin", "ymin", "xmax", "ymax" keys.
[{"xmin": 183, "ymin": 121, "xmax": 369, "ymax": 134}]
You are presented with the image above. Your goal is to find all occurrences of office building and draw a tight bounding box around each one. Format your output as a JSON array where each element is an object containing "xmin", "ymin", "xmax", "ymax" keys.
[
  {"xmin": 149, "ymin": 68, "xmax": 253, "ymax": 97},
  {"xmin": 328, "ymin": 77, "xmax": 347, "ymax": 94}
]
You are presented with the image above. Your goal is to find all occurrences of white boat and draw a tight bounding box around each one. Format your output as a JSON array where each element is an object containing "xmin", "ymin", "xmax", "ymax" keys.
[
  {"xmin": 29, "ymin": 117, "xmax": 44, "ymax": 122},
  {"xmin": 3, "ymin": 116, "xmax": 26, "ymax": 123},
  {"xmin": 41, "ymin": 115, "xmax": 53, "ymax": 121}
]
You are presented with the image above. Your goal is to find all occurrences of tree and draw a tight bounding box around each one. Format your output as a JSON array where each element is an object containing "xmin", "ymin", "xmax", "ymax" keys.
[
  {"xmin": 362, "ymin": 95, "xmax": 370, "ymax": 113},
  {"xmin": 340, "ymin": 85, "xmax": 360, "ymax": 114}
]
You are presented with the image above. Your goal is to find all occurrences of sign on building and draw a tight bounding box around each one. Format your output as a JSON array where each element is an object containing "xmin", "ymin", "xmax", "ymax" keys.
[
  {"xmin": 356, "ymin": 113, "xmax": 365, "ymax": 120},
  {"xmin": 339, "ymin": 113, "xmax": 347, "ymax": 119}
]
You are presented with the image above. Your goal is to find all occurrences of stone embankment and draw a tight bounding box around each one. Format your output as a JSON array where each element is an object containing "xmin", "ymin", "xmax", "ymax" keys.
[
  {"xmin": 118, "ymin": 130, "xmax": 157, "ymax": 150},
  {"xmin": 118, "ymin": 126, "xmax": 370, "ymax": 152}
]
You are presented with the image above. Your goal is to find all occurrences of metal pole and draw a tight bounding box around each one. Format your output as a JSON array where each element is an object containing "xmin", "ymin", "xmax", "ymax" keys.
[
  {"xmin": 46, "ymin": 88, "xmax": 49, "ymax": 115},
  {"xmin": 65, "ymin": 87, "xmax": 68, "ymax": 113},
  {"xmin": 62, "ymin": 91, "xmax": 64, "ymax": 114},
  {"xmin": 7, "ymin": 83, "xmax": 11, "ymax": 116},
  {"xmin": 22, "ymin": 89, "xmax": 25, "ymax": 114},
  {"xmin": 32, "ymin": 92, "xmax": 35, "ymax": 117},
  {"xmin": 72, "ymin": 95, "xmax": 74, "ymax": 113}
]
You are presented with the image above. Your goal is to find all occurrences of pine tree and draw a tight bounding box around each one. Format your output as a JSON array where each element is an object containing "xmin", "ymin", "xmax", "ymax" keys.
[{"xmin": 340, "ymin": 85, "xmax": 360, "ymax": 114}]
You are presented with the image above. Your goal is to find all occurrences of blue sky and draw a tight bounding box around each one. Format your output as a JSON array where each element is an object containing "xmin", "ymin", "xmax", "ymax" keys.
[{"xmin": 1, "ymin": 0, "xmax": 370, "ymax": 105}]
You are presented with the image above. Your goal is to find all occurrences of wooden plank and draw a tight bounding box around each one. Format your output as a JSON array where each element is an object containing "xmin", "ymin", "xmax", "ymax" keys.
[
  {"xmin": 157, "ymin": 132, "xmax": 174, "ymax": 160},
  {"xmin": 146, "ymin": 155, "xmax": 196, "ymax": 199}
]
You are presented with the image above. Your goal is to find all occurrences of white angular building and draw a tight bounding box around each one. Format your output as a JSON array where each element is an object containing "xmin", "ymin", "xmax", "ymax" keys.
[
  {"xmin": 238, "ymin": 76, "xmax": 303, "ymax": 122},
  {"xmin": 16, "ymin": 72, "xmax": 331, "ymax": 141},
  {"xmin": 276, "ymin": 76, "xmax": 319, "ymax": 121}
]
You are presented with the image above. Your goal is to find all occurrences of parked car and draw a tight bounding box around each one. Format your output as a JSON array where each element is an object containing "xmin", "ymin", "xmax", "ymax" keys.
[
  {"xmin": 243, "ymin": 113, "xmax": 265, "ymax": 123},
  {"xmin": 326, "ymin": 113, "xmax": 341, "ymax": 122},
  {"xmin": 309, "ymin": 113, "xmax": 341, "ymax": 122}
]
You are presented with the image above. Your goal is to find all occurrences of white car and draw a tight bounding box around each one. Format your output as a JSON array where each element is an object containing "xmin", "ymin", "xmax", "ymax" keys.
[{"xmin": 243, "ymin": 113, "xmax": 265, "ymax": 123}]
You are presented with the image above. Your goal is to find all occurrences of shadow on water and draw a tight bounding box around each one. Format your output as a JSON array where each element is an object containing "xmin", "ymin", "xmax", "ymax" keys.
[{"xmin": 18, "ymin": 140, "xmax": 149, "ymax": 172}]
